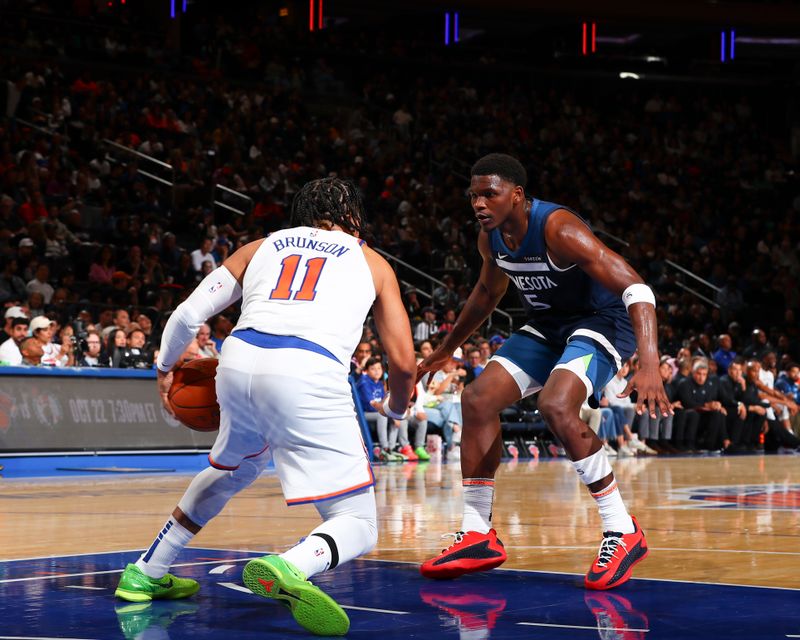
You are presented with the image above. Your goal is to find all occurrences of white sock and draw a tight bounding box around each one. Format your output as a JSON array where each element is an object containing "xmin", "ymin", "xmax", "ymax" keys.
[
  {"xmin": 460, "ymin": 479, "xmax": 495, "ymax": 534},
  {"xmin": 283, "ymin": 488, "xmax": 378, "ymax": 579},
  {"xmin": 136, "ymin": 517, "xmax": 195, "ymax": 579},
  {"xmin": 590, "ymin": 481, "xmax": 634, "ymax": 534},
  {"xmin": 281, "ymin": 534, "xmax": 334, "ymax": 577}
]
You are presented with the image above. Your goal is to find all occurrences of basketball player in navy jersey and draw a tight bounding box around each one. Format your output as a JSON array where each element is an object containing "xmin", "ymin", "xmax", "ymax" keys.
[{"xmin": 419, "ymin": 154, "xmax": 670, "ymax": 590}]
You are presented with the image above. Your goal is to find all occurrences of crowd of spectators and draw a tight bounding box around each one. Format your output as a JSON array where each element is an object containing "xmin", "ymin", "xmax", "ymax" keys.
[{"xmin": 0, "ymin": 5, "xmax": 798, "ymax": 456}]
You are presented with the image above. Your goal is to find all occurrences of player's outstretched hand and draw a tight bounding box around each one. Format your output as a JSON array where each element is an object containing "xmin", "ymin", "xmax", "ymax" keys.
[
  {"xmin": 157, "ymin": 369, "xmax": 175, "ymax": 416},
  {"xmin": 618, "ymin": 366, "xmax": 672, "ymax": 419},
  {"xmin": 417, "ymin": 347, "xmax": 452, "ymax": 383}
]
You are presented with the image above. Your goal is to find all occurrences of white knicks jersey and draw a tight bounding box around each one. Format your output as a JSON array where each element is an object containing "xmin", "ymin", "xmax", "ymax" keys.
[{"xmin": 233, "ymin": 226, "xmax": 375, "ymax": 365}]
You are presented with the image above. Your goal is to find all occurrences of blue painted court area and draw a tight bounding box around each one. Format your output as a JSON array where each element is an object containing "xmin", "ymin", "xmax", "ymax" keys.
[
  {"xmin": 0, "ymin": 453, "xmax": 216, "ymax": 478},
  {"xmin": 1, "ymin": 548, "xmax": 797, "ymax": 639}
]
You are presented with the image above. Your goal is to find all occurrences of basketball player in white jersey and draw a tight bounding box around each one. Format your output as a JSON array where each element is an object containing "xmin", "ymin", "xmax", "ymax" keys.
[{"xmin": 114, "ymin": 178, "xmax": 416, "ymax": 637}]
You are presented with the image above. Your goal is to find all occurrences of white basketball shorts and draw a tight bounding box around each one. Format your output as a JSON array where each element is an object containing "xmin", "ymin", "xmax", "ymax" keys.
[{"xmin": 209, "ymin": 336, "xmax": 374, "ymax": 506}]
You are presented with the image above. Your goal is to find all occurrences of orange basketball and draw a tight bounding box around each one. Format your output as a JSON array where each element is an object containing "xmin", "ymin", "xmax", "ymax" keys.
[{"xmin": 168, "ymin": 358, "xmax": 220, "ymax": 432}]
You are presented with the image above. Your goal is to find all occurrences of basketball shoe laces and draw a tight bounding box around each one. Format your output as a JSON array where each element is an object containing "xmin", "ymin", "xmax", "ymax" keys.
[
  {"xmin": 596, "ymin": 534, "xmax": 627, "ymax": 567},
  {"xmin": 440, "ymin": 531, "xmax": 466, "ymax": 552}
]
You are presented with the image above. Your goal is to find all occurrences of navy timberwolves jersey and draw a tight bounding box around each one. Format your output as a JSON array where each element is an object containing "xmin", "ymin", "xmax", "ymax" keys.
[{"xmin": 489, "ymin": 198, "xmax": 635, "ymax": 355}]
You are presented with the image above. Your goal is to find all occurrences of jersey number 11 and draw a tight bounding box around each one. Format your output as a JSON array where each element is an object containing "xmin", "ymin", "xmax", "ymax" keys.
[{"xmin": 269, "ymin": 255, "xmax": 327, "ymax": 301}]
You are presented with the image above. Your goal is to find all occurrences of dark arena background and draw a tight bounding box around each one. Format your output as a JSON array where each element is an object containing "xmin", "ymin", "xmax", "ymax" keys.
[{"xmin": 0, "ymin": 0, "xmax": 799, "ymax": 638}]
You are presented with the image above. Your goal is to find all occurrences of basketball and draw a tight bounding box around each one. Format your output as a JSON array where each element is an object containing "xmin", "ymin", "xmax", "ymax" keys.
[{"xmin": 167, "ymin": 358, "xmax": 220, "ymax": 432}]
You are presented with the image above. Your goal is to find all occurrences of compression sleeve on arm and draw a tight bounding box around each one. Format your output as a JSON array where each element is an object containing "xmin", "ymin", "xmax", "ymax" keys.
[{"xmin": 156, "ymin": 266, "xmax": 243, "ymax": 373}]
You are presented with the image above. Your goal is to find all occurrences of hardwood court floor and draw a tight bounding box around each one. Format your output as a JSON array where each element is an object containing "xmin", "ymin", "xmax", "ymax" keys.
[{"xmin": 1, "ymin": 455, "xmax": 798, "ymax": 590}]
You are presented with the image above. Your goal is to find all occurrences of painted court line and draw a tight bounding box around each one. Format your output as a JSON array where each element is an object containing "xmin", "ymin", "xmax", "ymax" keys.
[
  {"xmin": 340, "ymin": 605, "xmax": 409, "ymax": 615},
  {"xmin": 65, "ymin": 585, "xmax": 105, "ymax": 591},
  {"xmin": 0, "ymin": 557, "xmax": 259, "ymax": 584},
  {"xmin": 518, "ymin": 622, "xmax": 649, "ymax": 632},
  {"xmin": 209, "ymin": 564, "xmax": 236, "ymax": 575},
  {"xmin": 218, "ymin": 582, "xmax": 251, "ymax": 594},
  {"xmin": 0, "ymin": 637, "xmax": 98, "ymax": 640}
]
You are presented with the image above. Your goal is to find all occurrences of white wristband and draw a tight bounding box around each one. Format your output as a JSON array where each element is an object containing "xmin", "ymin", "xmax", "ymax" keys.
[
  {"xmin": 383, "ymin": 396, "xmax": 408, "ymax": 420},
  {"xmin": 622, "ymin": 283, "xmax": 656, "ymax": 310}
]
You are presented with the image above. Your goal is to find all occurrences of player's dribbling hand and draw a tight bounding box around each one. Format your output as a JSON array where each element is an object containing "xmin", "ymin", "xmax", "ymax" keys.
[
  {"xmin": 618, "ymin": 366, "xmax": 672, "ymax": 419},
  {"xmin": 157, "ymin": 369, "xmax": 175, "ymax": 416}
]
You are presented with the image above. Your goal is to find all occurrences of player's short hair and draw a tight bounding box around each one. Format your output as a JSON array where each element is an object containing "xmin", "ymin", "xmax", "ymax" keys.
[
  {"xmin": 291, "ymin": 177, "xmax": 366, "ymax": 237},
  {"xmin": 470, "ymin": 153, "xmax": 527, "ymax": 189}
]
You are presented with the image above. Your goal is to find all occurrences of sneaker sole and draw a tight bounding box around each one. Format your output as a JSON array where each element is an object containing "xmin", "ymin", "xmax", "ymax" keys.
[
  {"xmin": 243, "ymin": 558, "xmax": 349, "ymax": 636},
  {"xmin": 584, "ymin": 546, "xmax": 650, "ymax": 591},
  {"xmin": 113, "ymin": 582, "xmax": 199, "ymax": 603},
  {"xmin": 420, "ymin": 555, "xmax": 507, "ymax": 580}
]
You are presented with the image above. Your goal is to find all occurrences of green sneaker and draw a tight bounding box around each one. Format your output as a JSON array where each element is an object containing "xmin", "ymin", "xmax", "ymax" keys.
[
  {"xmin": 114, "ymin": 564, "xmax": 200, "ymax": 603},
  {"xmin": 414, "ymin": 446, "xmax": 431, "ymax": 461},
  {"xmin": 243, "ymin": 555, "xmax": 349, "ymax": 637}
]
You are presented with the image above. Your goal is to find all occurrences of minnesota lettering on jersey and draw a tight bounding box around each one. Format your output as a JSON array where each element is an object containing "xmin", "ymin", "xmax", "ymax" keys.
[
  {"xmin": 272, "ymin": 236, "xmax": 350, "ymax": 257},
  {"xmin": 509, "ymin": 274, "xmax": 558, "ymax": 291}
]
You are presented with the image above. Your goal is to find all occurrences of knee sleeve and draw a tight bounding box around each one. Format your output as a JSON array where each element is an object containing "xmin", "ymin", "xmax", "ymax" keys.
[
  {"xmin": 311, "ymin": 488, "xmax": 378, "ymax": 566},
  {"xmin": 178, "ymin": 451, "xmax": 270, "ymax": 526}
]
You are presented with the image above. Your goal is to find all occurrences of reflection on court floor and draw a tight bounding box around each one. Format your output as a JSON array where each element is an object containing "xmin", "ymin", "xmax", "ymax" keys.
[{"xmin": 1, "ymin": 547, "xmax": 797, "ymax": 639}]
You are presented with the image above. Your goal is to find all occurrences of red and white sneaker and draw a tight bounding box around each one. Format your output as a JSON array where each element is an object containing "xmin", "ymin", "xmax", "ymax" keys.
[
  {"xmin": 420, "ymin": 529, "xmax": 507, "ymax": 580},
  {"xmin": 399, "ymin": 444, "xmax": 419, "ymax": 461},
  {"xmin": 584, "ymin": 516, "xmax": 649, "ymax": 590}
]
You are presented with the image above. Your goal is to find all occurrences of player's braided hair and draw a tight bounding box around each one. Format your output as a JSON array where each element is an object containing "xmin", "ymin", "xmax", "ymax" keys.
[
  {"xmin": 471, "ymin": 153, "xmax": 527, "ymax": 189},
  {"xmin": 290, "ymin": 177, "xmax": 366, "ymax": 237}
]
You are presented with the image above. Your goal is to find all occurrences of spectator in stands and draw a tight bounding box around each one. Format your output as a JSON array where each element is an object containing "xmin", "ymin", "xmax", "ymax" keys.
[
  {"xmin": 0, "ymin": 306, "xmax": 28, "ymax": 344},
  {"xmin": 117, "ymin": 328, "xmax": 151, "ymax": 369},
  {"xmin": 432, "ymin": 274, "xmax": 458, "ymax": 310},
  {"xmin": 76, "ymin": 330, "xmax": 106, "ymax": 367},
  {"xmin": 413, "ymin": 307, "xmax": 438, "ymax": 343},
  {"xmin": 356, "ymin": 357, "xmax": 403, "ymax": 461},
  {"xmin": 438, "ymin": 308, "xmax": 456, "ymax": 336},
  {"xmin": 677, "ymin": 358, "xmax": 729, "ymax": 452},
  {"xmin": 477, "ymin": 339, "xmax": 491, "ymax": 368},
  {"xmin": 0, "ymin": 317, "xmax": 30, "ymax": 365},
  {"xmin": 27, "ymin": 263, "xmax": 54, "ymax": 304},
  {"xmin": 350, "ymin": 341, "xmax": 372, "ymax": 376},
  {"xmin": 403, "ymin": 287, "xmax": 422, "ymax": 320},
  {"xmin": 756, "ymin": 351, "xmax": 798, "ymax": 430},
  {"xmin": 210, "ymin": 315, "xmax": 232, "ymax": 351},
  {"xmin": 30, "ymin": 315, "xmax": 68, "ymax": 367},
  {"xmin": 19, "ymin": 336, "xmax": 43, "ymax": 366},
  {"xmin": 743, "ymin": 329, "xmax": 770, "ymax": 360},
  {"xmin": 0, "ymin": 258, "xmax": 28, "ymax": 304},
  {"xmin": 89, "ymin": 245, "xmax": 116, "ymax": 285},
  {"xmin": 190, "ymin": 237, "xmax": 217, "ymax": 273},
  {"xmin": 463, "ymin": 348, "xmax": 484, "ymax": 384},
  {"xmin": 712, "ymin": 334, "xmax": 737, "ymax": 373},
  {"xmin": 27, "ymin": 291, "xmax": 45, "ymax": 319},
  {"xmin": 602, "ymin": 361, "xmax": 653, "ymax": 455},
  {"xmin": 746, "ymin": 361, "xmax": 800, "ymax": 452},
  {"xmin": 720, "ymin": 359, "xmax": 759, "ymax": 451},
  {"xmin": 136, "ymin": 313, "xmax": 154, "ymax": 342},
  {"xmin": 639, "ymin": 356, "xmax": 679, "ymax": 453},
  {"xmin": 775, "ymin": 363, "xmax": 800, "ymax": 436},
  {"xmin": 171, "ymin": 252, "xmax": 198, "ymax": 288},
  {"xmin": 108, "ymin": 328, "xmax": 128, "ymax": 367},
  {"xmin": 196, "ymin": 323, "xmax": 219, "ymax": 358},
  {"xmin": 113, "ymin": 308, "xmax": 131, "ymax": 333}
]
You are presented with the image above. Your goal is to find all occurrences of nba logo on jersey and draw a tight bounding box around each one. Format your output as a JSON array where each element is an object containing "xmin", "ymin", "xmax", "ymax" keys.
[{"xmin": 208, "ymin": 281, "xmax": 224, "ymax": 294}]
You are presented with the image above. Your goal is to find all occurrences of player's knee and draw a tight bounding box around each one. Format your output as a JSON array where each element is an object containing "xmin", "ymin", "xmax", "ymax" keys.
[
  {"xmin": 537, "ymin": 391, "xmax": 572, "ymax": 429},
  {"xmin": 461, "ymin": 384, "xmax": 492, "ymax": 420}
]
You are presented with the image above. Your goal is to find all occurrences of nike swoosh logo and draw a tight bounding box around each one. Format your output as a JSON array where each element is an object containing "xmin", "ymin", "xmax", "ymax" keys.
[{"xmin": 497, "ymin": 253, "xmax": 509, "ymax": 260}]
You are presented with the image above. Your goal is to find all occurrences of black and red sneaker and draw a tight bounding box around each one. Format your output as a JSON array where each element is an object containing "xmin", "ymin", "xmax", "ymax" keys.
[
  {"xmin": 420, "ymin": 530, "xmax": 507, "ymax": 580},
  {"xmin": 584, "ymin": 516, "xmax": 649, "ymax": 590}
]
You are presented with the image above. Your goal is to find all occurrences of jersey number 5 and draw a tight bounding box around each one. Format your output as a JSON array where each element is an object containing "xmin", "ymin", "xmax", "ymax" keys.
[{"xmin": 270, "ymin": 255, "xmax": 327, "ymax": 301}]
